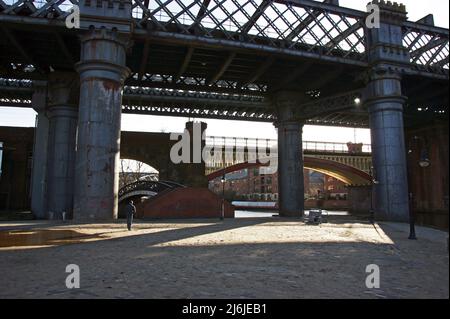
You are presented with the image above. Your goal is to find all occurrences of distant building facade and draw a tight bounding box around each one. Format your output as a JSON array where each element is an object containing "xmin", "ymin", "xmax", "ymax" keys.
[{"xmin": 209, "ymin": 168, "xmax": 347, "ymax": 201}]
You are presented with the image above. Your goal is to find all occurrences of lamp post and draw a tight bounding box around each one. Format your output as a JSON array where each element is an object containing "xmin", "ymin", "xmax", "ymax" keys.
[
  {"xmin": 0, "ymin": 142, "xmax": 3, "ymax": 179},
  {"xmin": 369, "ymin": 166, "xmax": 379, "ymax": 224},
  {"xmin": 220, "ymin": 175, "xmax": 226, "ymax": 220},
  {"xmin": 407, "ymin": 136, "xmax": 431, "ymax": 240}
]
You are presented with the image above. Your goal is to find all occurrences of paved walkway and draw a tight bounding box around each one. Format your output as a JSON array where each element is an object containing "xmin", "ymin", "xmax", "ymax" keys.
[{"xmin": 0, "ymin": 217, "xmax": 448, "ymax": 299}]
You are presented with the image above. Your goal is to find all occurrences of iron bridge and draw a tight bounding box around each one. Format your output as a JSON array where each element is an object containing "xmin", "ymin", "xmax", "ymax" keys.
[{"xmin": 0, "ymin": 0, "xmax": 448, "ymax": 127}]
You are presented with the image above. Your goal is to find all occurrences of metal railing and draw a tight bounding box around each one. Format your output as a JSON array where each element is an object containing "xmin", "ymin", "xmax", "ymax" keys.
[{"xmin": 205, "ymin": 136, "xmax": 372, "ymax": 154}]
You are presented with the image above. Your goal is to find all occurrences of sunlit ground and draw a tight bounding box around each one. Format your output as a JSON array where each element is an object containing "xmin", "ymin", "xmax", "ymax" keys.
[{"xmin": 0, "ymin": 216, "xmax": 448, "ymax": 299}]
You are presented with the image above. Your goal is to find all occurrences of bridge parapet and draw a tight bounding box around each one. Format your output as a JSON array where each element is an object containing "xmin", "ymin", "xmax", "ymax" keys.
[
  {"xmin": 205, "ymin": 136, "xmax": 372, "ymax": 154},
  {"xmin": 204, "ymin": 136, "xmax": 372, "ymax": 175}
]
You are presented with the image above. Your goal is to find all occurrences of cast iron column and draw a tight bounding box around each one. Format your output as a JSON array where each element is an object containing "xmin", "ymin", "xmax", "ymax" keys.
[
  {"xmin": 364, "ymin": 1, "xmax": 410, "ymax": 222},
  {"xmin": 73, "ymin": 1, "xmax": 133, "ymax": 220},
  {"xmin": 73, "ymin": 28, "xmax": 131, "ymax": 220},
  {"xmin": 45, "ymin": 73, "xmax": 79, "ymax": 220},
  {"xmin": 30, "ymin": 81, "xmax": 49, "ymax": 219},
  {"xmin": 273, "ymin": 91, "xmax": 305, "ymax": 217}
]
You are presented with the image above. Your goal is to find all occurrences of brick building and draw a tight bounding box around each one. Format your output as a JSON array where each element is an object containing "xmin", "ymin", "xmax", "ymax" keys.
[{"xmin": 209, "ymin": 168, "xmax": 347, "ymax": 201}]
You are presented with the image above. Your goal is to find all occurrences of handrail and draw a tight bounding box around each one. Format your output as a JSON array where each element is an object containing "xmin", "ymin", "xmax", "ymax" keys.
[{"xmin": 205, "ymin": 136, "xmax": 372, "ymax": 154}]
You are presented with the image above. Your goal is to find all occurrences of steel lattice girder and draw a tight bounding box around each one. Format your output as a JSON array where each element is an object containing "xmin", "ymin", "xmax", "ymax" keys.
[
  {"xmin": 0, "ymin": 77, "xmax": 370, "ymax": 126},
  {"xmin": 1, "ymin": 75, "xmax": 448, "ymax": 127},
  {"xmin": 132, "ymin": 0, "xmax": 368, "ymax": 66},
  {"xmin": 403, "ymin": 22, "xmax": 450, "ymax": 78},
  {"xmin": 0, "ymin": 0, "xmax": 448, "ymax": 79}
]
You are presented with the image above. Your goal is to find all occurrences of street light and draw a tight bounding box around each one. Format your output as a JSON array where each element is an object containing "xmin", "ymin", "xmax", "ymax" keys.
[
  {"xmin": 407, "ymin": 136, "xmax": 431, "ymax": 240},
  {"xmin": 0, "ymin": 142, "xmax": 3, "ymax": 178},
  {"xmin": 220, "ymin": 175, "xmax": 226, "ymax": 220},
  {"xmin": 418, "ymin": 149, "xmax": 431, "ymax": 168},
  {"xmin": 369, "ymin": 166, "xmax": 379, "ymax": 224}
]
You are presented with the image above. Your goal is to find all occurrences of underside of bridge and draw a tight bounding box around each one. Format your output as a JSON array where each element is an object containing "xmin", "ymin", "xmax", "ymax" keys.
[{"xmin": 0, "ymin": 0, "xmax": 448, "ymax": 222}]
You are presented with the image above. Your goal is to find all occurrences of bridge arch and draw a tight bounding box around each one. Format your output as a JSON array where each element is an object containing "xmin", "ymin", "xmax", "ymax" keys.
[
  {"xmin": 119, "ymin": 155, "xmax": 162, "ymax": 177},
  {"xmin": 119, "ymin": 158, "xmax": 160, "ymax": 178},
  {"xmin": 206, "ymin": 156, "xmax": 372, "ymax": 186}
]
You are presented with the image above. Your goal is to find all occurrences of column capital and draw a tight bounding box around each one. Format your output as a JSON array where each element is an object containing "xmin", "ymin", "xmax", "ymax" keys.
[
  {"xmin": 271, "ymin": 90, "xmax": 303, "ymax": 109},
  {"xmin": 48, "ymin": 72, "xmax": 79, "ymax": 109},
  {"xmin": 47, "ymin": 106, "xmax": 79, "ymax": 119},
  {"xmin": 271, "ymin": 90, "xmax": 307, "ymax": 123},
  {"xmin": 274, "ymin": 120, "xmax": 304, "ymax": 131},
  {"xmin": 79, "ymin": 26, "xmax": 132, "ymax": 48},
  {"xmin": 362, "ymin": 67, "xmax": 407, "ymax": 109},
  {"xmin": 368, "ymin": 66, "xmax": 404, "ymax": 80},
  {"xmin": 76, "ymin": 28, "xmax": 131, "ymax": 84},
  {"xmin": 32, "ymin": 80, "xmax": 48, "ymax": 113}
]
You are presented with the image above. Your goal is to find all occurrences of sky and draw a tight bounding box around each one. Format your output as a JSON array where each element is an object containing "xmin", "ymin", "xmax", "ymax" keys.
[{"xmin": 0, "ymin": 0, "xmax": 448, "ymax": 144}]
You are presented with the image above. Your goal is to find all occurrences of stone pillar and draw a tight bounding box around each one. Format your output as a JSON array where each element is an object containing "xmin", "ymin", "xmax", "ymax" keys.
[
  {"xmin": 185, "ymin": 121, "xmax": 208, "ymax": 187},
  {"xmin": 364, "ymin": 1, "xmax": 410, "ymax": 222},
  {"xmin": 166, "ymin": 121, "xmax": 208, "ymax": 187},
  {"xmin": 30, "ymin": 81, "xmax": 49, "ymax": 219},
  {"xmin": 273, "ymin": 91, "xmax": 304, "ymax": 217},
  {"xmin": 347, "ymin": 185, "xmax": 372, "ymax": 216},
  {"xmin": 73, "ymin": 28, "xmax": 131, "ymax": 220},
  {"xmin": 46, "ymin": 73, "xmax": 79, "ymax": 220}
]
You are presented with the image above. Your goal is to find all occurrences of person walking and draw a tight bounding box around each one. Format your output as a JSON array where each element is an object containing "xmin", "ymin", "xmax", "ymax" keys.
[{"xmin": 126, "ymin": 200, "xmax": 136, "ymax": 231}]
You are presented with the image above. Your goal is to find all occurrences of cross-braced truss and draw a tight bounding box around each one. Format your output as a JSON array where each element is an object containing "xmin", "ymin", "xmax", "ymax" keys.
[
  {"xmin": 0, "ymin": 77, "xmax": 370, "ymax": 127},
  {"xmin": 403, "ymin": 22, "xmax": 450, "ymax": 76},
  {"xmin": 0, "ymin": 0, "xmax": 448, "ymax": 77},
  {"xmin": 128, "ymin": 72, "xmax": 268, "ymax": 94},
  {"xmin": 0, "ymin": 0, "xmax": 76, "ymax": 18},
  {"xmin": 132, "ymin": 0, "xmax": 366, "ymax": 63},
  {"xmin": 0, "ymin": 0, "xmax": 448, "ymax": 127}
]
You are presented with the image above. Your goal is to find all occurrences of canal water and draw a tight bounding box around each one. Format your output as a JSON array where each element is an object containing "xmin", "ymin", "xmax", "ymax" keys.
[{"xmin": 235, "ymin": 210, "xmax": 350, "ymax": 218}]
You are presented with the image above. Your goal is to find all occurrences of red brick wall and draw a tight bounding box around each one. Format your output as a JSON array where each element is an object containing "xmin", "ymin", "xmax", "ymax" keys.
[
  {"xmin": 0, "ymin": 127, "xmax": 34, "ymax": 210},
  {"xmin": 406, "ymin": 122, "xmax": 449, "ymax": 230},
  {"xmin": 137, "ymin": 187, "xmax": 235, "ymax": 219}
]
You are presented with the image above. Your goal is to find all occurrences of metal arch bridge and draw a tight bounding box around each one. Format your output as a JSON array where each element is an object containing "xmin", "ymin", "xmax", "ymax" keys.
[
  {"xmin": 203, "ymin": 135, "xmax": 373, "ymax": 176},
  {"xmin": 118, "ymin": 179, "xmax": 184, "ymax": 203},
  {"xmin": 0, "ymin": 0, "xmax": 448, "ymax": 127},
  {"xmin": 206, "ymin": 156, "xmax": 373, "ymax": 186}
]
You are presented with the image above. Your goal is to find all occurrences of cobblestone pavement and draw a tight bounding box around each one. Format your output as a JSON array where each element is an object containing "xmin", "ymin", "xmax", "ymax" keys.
[{"xmin": 0, "ymin": 217, "xmax": 448, "ymax": 299}]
